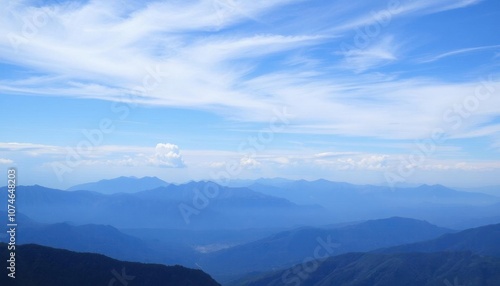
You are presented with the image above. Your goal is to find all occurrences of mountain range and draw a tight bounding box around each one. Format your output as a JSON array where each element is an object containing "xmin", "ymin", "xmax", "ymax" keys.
[
  {"xmin": 0, "ymin": 183, "xmax": 327, "ymax": 229},
  {"xmin": 67, "ymin": 176, "xmax": 169, "ymax": 194},
  {"xmin": 379, "ymin": 222, "xmax": 500, "ymax": 257},
  {"xmin": 198, "ymin": 217, "xmax": 453, "ymax": 282},
  {"xmin": 1, "ymin": 177, "xmax": 500, "ymax": 285},
  {"xmin": 235, "ymin": 252, "xmax": 500, "ymax": 286},
  {"xmin": 233, "ymin": 222, "xmax": 500, "ymax": 285},
  {"xmin": 3, "ymin": 178, "xmax": 500, "ymax": 230}
]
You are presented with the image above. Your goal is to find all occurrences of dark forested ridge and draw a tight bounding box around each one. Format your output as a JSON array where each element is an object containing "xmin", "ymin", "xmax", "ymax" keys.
[
  {"xmin": 0, "ymin": 243, "xmax": 220, "ymax": 286},
  {"xmin": 235, "ymin": 252, "xmax": 500, "ymax": 286},
  {"xmin": 231, "ymin": 222, "xmax": 500, "ymax": 286}
]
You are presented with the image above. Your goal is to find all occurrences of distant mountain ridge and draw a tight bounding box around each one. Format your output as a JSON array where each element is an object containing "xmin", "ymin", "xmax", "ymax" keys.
[
  {"xmin": 379, "ymin": 222, "xmax": 500, "ymax": 257},
  {"xmin": 237, "ymin": 220, "xmax": 500, "ymax": 285},
  {"xmin": 198, "ymin": 217, "xmax": 453, "ymax": 282},
  {"xmin": 247, "ymin": 179, "xmax": 500, "ymax": 228},
  {"xmin": 67, "ymin": 176, "xmax": 169, "ymax": 194},
  {"xmin": 3, "ymin": 178, "xmax": 500, "ymax": 229},
  {"xmin": 0, "ymin": 183, "xmax": 327, "ymax": 229}
]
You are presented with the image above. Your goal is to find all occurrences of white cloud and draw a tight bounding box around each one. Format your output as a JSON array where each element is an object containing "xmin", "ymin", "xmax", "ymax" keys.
[
  {"xmin": 331, "ymin": 0, "xmax": 482, "ymax": 33},
  {"xmin": 314, "ymin": 152, "xmax": 359, "ymax": 158},
  {"xmin": 208, "ymin": 161, "xmax": 227, "ymax": 168},
  {"xmin": 340, "ymin": 36, "xmax": 399, "ymax": 72},
  {"xmin": 149, "ymin": 143, "xmax": 185, "ymax": 168},
  {"xmin": 0, "ymin": 158, "xmax": 13, "ymax": 164},
  {"xmin": 419, "ymin": 44, "xmax": 500, "ymax": 63},
  {"xmin": 0, "ymin": 0, "xmax": 498, "ymax": 143},
  {"xmin": 313, "ymin": 154, "xmax": 390, "ymax": 170},
  {"xmin": 240, "ymin": 157, "xmax": 261, "ymax": 168}
]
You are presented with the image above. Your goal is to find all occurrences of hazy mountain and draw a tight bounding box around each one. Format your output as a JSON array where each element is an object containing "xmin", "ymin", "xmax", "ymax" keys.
[
  {"xmin": 248, "ymin": 179, "xmax": 500, "ymax": 227},
  {"xmin": 0, "ymin": 222, "xmax": 198, "ymax": 266},
  {"xmin": 0, "ymin": 243, "xmax": 220, "ymax": 286},
  {"xmin": 235, "ymin": 252, "xmax": 500, "ymax": 286},
  {"xmin": 235, "ymin": 221, "xmax": 500, "ymax": 286},
  {"xmin": 380, "ymin": 222, "xmax": 500, "ymax": 257},
  {"xmin": 198, "ymin": 217, "xmax": 452, "ymax": 282},
  {"xmin": 249, "ymin": 180, "xmax": 499, "ymax": 208},
  {"xmin": 6, "ymin": 179, "xmax": 499, "ymax": 230},
  {"xmin": 455, "ymin": 186, "xmax": 500, "ymax": 197},
  {"xmin": 121, "ymin": 227, "xmax": 286, "ymax": 252},
  {"xmin": 0, "ymin": 211, "xmax": 38, "ymax": 227},
  {"xmin": 0, "ymin": 183, "xmax": 326, "ymax": 229},
  {"xmin": 451, "ymin": 215, "xmax": 500, "ymax": 230},
  {"xmin": 67, "ymin": 176, "xmax": 169, "ymax": 194}
]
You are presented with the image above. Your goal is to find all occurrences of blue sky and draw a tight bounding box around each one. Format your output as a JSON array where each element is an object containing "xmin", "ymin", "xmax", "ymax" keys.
[{"xmin": 1, "ymin": 0, "xmax": 500, "ymax": 189}]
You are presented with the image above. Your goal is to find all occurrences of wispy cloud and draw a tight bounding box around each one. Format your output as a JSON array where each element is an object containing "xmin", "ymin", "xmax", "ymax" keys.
[
  {"xmin": 419, "ymin": 45, "xmax": 500, "ymax": 63},
  {"xmin": 0, "ymin": 0, "xmax": 498, "ymax": 143},
  {"xmin": 331, "ymin": 0, "xmax": 482, "ymax": 33},
  {"xmin": 340, "ymin": 36, "xmax": 399, "ymax": 72}
]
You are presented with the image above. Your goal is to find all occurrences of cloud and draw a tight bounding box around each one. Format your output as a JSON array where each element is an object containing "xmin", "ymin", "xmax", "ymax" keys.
[
  {"xmin": 2, "ymin": 142, "xmax": 185, "ymax": 169},
  {"xmin": 419, "ymin": 44, "xmax": 500, "ymax": 63},
  {"xmin": 312, "ymin": 154, "xmax": 390, "ymax": 170},
  {"xmin": 149, "ymin": 143, "xmax": 185, "ymax": 168},
  {"xmin": 339, "ymin": 36, "xmax": 399, "ymax": 72},
  {"xmin": 0, "ymin": 158, "xmax": 13, "ymax": 164},
  {"xmin": 240, "ymin": 157, "xmax": 261, "ymax": 168},
  {"xmin": 314, "ymin": 152, "xmax": 359, "ymax": 158},
  {"xmin": 208, "ymin": 161, "xmax": 227, "ymax": 168},
  {"xmin": 331, "ymin": 0, "xmax": 482, "ymax": 33},
  {"xmin": 0, "ymin": 0, "xmax": 498, "ymax": 143}
]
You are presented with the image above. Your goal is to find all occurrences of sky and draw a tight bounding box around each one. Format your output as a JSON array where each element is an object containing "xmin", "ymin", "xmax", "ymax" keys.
[{"xmin": 1, "ymin": 0, "xmax": 500, "ymax": 189}]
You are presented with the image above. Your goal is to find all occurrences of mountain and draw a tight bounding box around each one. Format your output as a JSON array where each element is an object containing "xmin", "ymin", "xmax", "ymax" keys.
[
  {"xmin": 0, "ymin": 222, "xmax": 198, "ymax": 266},
  {"xmin": 235, "ymin": 252, "xmax": 500, "ymax": 286},
  {"xmin": 456, "ymin": 186, "xmax": 500, "ymax": 197},
  {"xmin": 67, "ymin": 176, "xmax": 169, "ymax": 194},
  {"xmin": 198, "ymin": 217, "xmax": 452, "ymax": 282},
  {"xmin": 120, "ymin": 227, "xmax": 286, "ymax": 252},
  {"xmin": 249, "ymin": 179, "xmax": 499, "ymax": 208},
  {"xmin": 380, "ymin": 222, "xmax": 500, "ymax": 257},
  {"xmin": 7, "ymin": 179, "xmax": 499, "ymax": 230},
  {"xmin": 248, "ymin": 179, "xmax": 500, "ymax": 228},
  {"xmin": 0, "ymin": 183, "xmax": 326, "ymax": 229},
  {"xmin": 0, "ymin": 243, "xmax": 220, "ymax": 286}
]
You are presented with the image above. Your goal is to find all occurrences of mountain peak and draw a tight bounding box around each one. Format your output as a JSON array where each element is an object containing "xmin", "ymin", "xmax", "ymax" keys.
[{"xmin": 67, "ymin": 176, "xmax": 169, "ymax": 194}]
